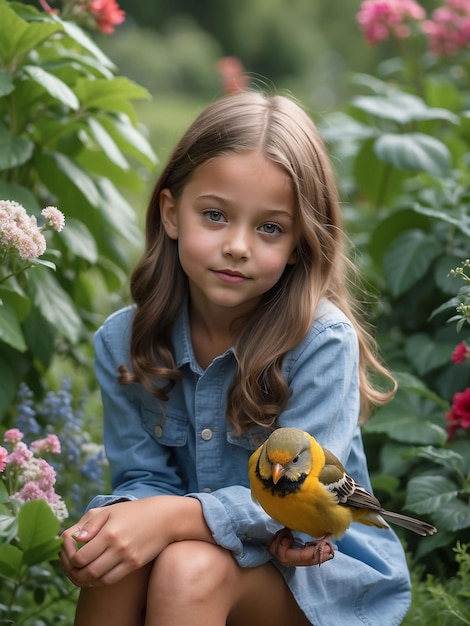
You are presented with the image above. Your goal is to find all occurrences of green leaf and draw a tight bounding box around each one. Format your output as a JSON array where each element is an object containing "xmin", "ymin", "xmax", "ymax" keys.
[
  {"xmin": 353, "ymin": 138, "xmax": 407, "ymax": 207},
  {"xmin": 0, "ymin": 299, "xmax": 27, "ymax": 351},
  {"xmin": 394, "ymin": 371, "xmax": 450, "ymax": 410},
  {"xmin": 0, "ymin": 285, "xmax": 30, "ymax": 322},
  {"xmin": 430, "ymin": 497, "xmax": 470, "ymax": 532},
  {"xmin": 0, "ymin": 353, "xmax": 17, "ymax": 417},
  {"xmin": 405, "ymin": 334, "xmax": 457, "ymax": 376},
  {"xmin": 99, "ymin": 113, "xmax": 157, "ymax": 168},
  {"xmin": 74, "ymin": 76, "xmax": 151, "ymax": 113},
  {"xmin": 28, "ymin": 267, "xmax": 82, "ymax": 343},
  {"xmin": 364, "ymin": 406, "xmax": 447, "ymax": 446},
  {"xmin": 383, "ymin": 230, "xmax": 441, "ymax": 297},
  {"xmin": 57, "ymin": 17, "xmax": 115, "ymax": 70},
  {"xmin": 368, "ymin": 208, "xmax": 430, "ymax": 265},
  {"xmin": 375, "ymin": 133, "xmax": 451, "ymax": 176},
  {"xmin": 413, "ymin": 446, "xmax": 465, "ymax": 474},
  {"xmin": 17, "ymin": 500, "xmax": 62, "ymax": 565},
  {"xmin": 0, "ymin": 5, "xmax": 61, "ymax": 62},
  {"xmin": 23, "ymin": 65, "xmax": 80, "ymax": 110},
  {"xmin": 351, "ymin": 92, "xmax": 458, "ymax": 125},
  {"xmin": 0, "ymin": 69, "xmax": 14, "ymax": 97},
  {"xmin": 39, "ymin": 151, "xmax": 101, "ymax": 207},
  {"xmin": 0, "ymin": 122, "xmax": 34, "ymax": 170},
  {"xmin": 413, "ymin": 204, "xmax": 470, "ymax": 238},
  {"xmin": 0, "ymin": 181, "xmax": 40, "ymax": 213},
  {"xmin": 86, "ymin": 117, "xmax": 129, "ymax": 170},
  {"xmin": 404, "ymin": 475, "xmax": 458, "ymax": 515},
  {"xmin": 96, "ymin": 178, "xmax": 142, "ymax": 244},
  {"xmin": 0, "ymin": 543, "xmax": 23, "ymax": 579},
  {"xmin": 60, "ymin": 218, "xmax": 98, "ymax": 263}
]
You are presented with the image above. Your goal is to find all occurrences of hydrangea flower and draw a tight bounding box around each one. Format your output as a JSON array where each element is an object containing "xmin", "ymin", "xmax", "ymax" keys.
[
  {"xmin": 422, "ymin": 0, "xmax": 470, "ymax": 56},
  {"xmin": 357, "ymin": 0, "xmax": 426, "ymax": 45}
]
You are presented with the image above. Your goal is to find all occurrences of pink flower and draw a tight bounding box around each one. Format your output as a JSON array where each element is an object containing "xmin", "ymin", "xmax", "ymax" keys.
[
  {"xmin": 452, "ymin": 341, "xmax": 470, "ymax": 363},
  {"xmin": 0, "ymin": 200, "xmax": 47, "ymax": 259},
  {"xmin": 41, "ymin": 206, "xmax": 65, "ymax": 232},
  {"xmin": 4, "ymin": 428, "xmax": 24, "ymax": 444},
  {"xmin": 422, "ymin": 0, "xmax": 470, "ymax": 56},
  {"xmin": 216, "ymin": 57, "xmax": 250, "ymax": 94},
  {"xmin": 0, "ymin": 446, "xmax": 8, "ymax": 472},
  {"xmin": 7, "ymin": 441, "xmax": 33, "ymax": 467},
  {"xmin": 31, "ymin": 434, "xmax": 61, "ymax": 455},
  {"xmin": 357, "ymin": 0, "xmax": 426, "ymax": 45},
  {"xmin": 88, "ymin": 0, "xmax": 125, "ymax": 33}
]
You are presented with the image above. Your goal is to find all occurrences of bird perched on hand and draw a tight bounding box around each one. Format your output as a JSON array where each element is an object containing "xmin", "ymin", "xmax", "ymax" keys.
[{"xmin": 248, "ymin": 427, "xmax": 436, "ymax": 562}]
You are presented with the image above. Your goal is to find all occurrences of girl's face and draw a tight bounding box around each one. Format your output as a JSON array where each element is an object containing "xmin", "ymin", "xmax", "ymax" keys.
[{"xmin": 160, "ymin": 151, "xmax": 298, "ymax": 321}]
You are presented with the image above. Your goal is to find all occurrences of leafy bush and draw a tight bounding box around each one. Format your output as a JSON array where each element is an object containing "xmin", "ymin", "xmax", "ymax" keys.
[
  {"xmin": 323, "ymin": 0, "xmax": 470, "ymax": 570},
  {"xmin": 0, "ymin": 0, "xmax": 157, "ymax": 418}
]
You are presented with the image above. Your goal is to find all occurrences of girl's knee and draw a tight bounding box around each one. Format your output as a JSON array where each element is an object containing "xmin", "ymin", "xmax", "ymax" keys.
[{"xmin": 149, "ymin": 541, "xmax": 236, "ymax": 603}]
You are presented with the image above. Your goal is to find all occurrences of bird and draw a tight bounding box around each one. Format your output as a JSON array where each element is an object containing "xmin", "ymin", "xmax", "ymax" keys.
[{"xmin": 248, "ymin": 427, "xmax": 436, "ymax": 563}]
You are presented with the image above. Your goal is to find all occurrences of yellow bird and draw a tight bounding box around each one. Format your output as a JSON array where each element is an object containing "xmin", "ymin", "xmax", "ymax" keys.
[{"xmin": 248, "ymin": 427, "xmax": 436, "ymax": 560}]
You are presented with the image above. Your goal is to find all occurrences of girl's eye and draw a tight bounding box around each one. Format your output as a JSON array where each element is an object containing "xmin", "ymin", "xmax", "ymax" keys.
[
  {"xmin": 204, "ymin": 209, "xmax": 225, "ymax": 223},
  {"xmin": 259, "ymin": 223, "xmax": 282, "ymax": 235}
]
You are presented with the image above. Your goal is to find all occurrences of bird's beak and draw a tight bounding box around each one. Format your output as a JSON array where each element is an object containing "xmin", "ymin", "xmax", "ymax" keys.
[{"xmin": 272, "ymin": 463, "xmax": 286, "ymax": 484}]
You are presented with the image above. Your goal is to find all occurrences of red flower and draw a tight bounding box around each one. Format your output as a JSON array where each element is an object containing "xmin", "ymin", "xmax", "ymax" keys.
[
  {"xmin": 452, "ymin": 341, "xmax": 470, "ymax": 364},
  {"xmin": 216, "ymin": 57, "xmax": 250, "ymax": 94},
  {"xmin": 446, "ymin": 387, "xmax": 470, "ymax": 441},
  {"xmin": 88, "ymin": 0, "xmax": 125, "ymax": 33}
]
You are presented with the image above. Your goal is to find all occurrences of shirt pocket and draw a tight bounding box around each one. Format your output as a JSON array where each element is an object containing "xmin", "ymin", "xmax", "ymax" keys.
[
  {"xmin": 226, "ymin": 425, "xmax": 271, "ymax": 452},
  {"xmin": 141, "ymin": 405, "xmax": 188, "ymax": 447}
]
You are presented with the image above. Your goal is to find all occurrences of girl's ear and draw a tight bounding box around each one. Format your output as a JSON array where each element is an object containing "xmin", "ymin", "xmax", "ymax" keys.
[
  {"xmin": 160, "ymin": 189, "xmax": 179, "ymax": 240},
  {"xmin": 287, "ymin": 248, "xmax": 298, "ymax": 265}
]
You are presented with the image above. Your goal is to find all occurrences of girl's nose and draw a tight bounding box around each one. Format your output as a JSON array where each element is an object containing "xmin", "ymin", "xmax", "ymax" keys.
[{"xmin": 222, "ymin": 228, "xmax": 251, "ymax": 259}]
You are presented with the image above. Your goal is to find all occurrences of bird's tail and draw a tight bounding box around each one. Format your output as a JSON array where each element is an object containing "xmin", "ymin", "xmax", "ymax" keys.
[{"xmin": 381, "ymin": 510, "xmax": 436, "ymax": 536}]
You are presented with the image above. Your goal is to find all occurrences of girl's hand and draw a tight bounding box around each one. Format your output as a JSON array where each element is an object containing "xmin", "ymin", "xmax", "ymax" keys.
[{"xmin": 60, "ymin": 496, "xmax": 212, "ymax": 587}]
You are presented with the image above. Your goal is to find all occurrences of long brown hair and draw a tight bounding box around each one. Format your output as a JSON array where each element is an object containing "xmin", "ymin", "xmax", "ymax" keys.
[{"xmin": 119, "ymin": 90, "xmax": 396, "ymax": 432}]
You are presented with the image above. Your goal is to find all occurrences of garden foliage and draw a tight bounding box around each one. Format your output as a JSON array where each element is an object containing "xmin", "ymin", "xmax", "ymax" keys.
[
  {"xmin": 321, "ymin": 0, "xmax": 470, "ymax": 572},
  {"xmin": 0, "ymin": 0, "xmax": 157, "ymax": 418}
]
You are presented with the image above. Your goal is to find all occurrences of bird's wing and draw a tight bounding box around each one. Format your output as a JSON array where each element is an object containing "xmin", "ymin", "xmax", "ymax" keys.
[{"xmin": 319, "ymin": 446, "xmax": 382, "ymax": 511}]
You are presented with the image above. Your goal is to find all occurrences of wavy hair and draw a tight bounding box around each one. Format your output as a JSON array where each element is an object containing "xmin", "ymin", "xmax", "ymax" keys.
[{"xmin": 119, "ymin": 90, "xmax": 396, "ymax": 432}]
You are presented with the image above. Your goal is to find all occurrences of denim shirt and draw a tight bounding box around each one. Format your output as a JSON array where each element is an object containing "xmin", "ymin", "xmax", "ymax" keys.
[{"xmin": 88, "ymin": 300, "xmax": 411, "ymax": 626}]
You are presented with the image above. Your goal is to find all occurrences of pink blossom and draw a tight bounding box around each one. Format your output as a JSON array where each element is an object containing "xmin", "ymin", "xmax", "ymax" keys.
[
  {"xmin": 0, "ymin": 200, "xmax": 47, "ymax": 259},
  {"xmin": 216, "ymin": 57, "xmax": 250, "ymax": 94},
  {"xmin": 451, "ymin": 341, "xmax": 470, "ymax": 363},
  {"xmin": 0, "ymin": 446, "xmax": 8, "ymax": 472},
  {"xmin": 357, "ymin": 0, "xmax": 426, "ymax": 45},
  {"xmin": 4, "ymin": 428, "xmax": 24, "ymax": 444},
  {"xmin": 422, "ymin": 0, "xmax": 470, "ymax": 56},
  {"xmin": 31, "ymin": 434, "xmax": 61, "ymax": 455},
  {"xmin": 7, "ymin": 442, "xmax": 33, "ymax": 467},
  {"xmin": 41, "ymin": 206, "xmax": 65, "ymax": 232},
  {"xmin": 87, "ymin": 0, "xmax": 125, "ymax": 33}
]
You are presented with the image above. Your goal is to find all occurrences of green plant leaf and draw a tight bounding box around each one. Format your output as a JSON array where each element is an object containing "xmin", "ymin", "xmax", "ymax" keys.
[
  {"xmin": 430, "ymin": 497, "xmax": 470, "ymax": 532},
  {"xmin": 413, "ymin": 204, "xmax": 470, "ymax": 237},
  {"xmin": 351, "ymin": 92, "xmax": 458, "ymax": 125},
  {"xmin": 0, "ymin": 353, "xmax": 17, "ymax": 417},
  {"xmin": 37, "ymin": 151, "xmax": 101, "ymax": 207},
  {"xmin": 0, "ymin": 180, "xmax": 40, "ymax": 213},
  {"xmin": 86, "ymin": 117, "xmax": 129, "ymax": 170},
  {"xmin": 0, "ymin": 299, "xmax": 27, "ymax": 351},
  {"xmin": 404, "ymin": 475, "xmax": 458, "ymax": 515},
  {"xmin": 368, "ymin": 208, "xmax": 430, "ymax": 265},
  {"xmin": 57, "ymin": 17, "xmax": 115, "ymax": 70},
  {"xmin": 0, "ymin": 69, "xmax": 14, "ymax": 97},
  {"xmin": 17, "ymin": 500, "xmax": 62, "ymax": 565},
  {"xmin": 99, "ymin": 113, "xmax": 157, "ymax": 168},
  {"xmin": 28, "ymin": 267, "xmax": 82, "ymax": 343},
  {"xmin": 0, "ymin": 543, "xmax": 23, "ymax": 579},
  {"xmin": 74, "ymin": 76, "xmax": 151, "ymax": 113},
  {"xmin": 0, "ymin": 4, "xmax": 61, "ymax": 62},
  {"xmin": 23, "ymin": 65, "xmax": 80, "ymax": 111},
  {"xmin": 394, "ymin": 371, "xmax": 450, "ymax": 410},
  {"xmin": 412, "ymin": 446, "xmax": 464, "ymax": 474},
  {"xmin": 364, "ymin": 405, "xmax": 447, "ymax": 445},
  {"xmin": 353, "ymin": 138, "xmax": 407, "ymax": 207},
  {"xmin": 375, "ymin": 133, "xmax": 451, "ymax": 176},
  {"xmin": 59, "ymin": 218, "xmax": 98, "ymax": 263},
  {"xmin": 383, "ymin": 230, "xmax": 441, "ymax": 297},
  {"xmin": 0, "ymin": 122, "xmax": 34, "ymax": 170},
  {"xmin": 405, "ymin": 334, "xmax": 456, "ymax": 376}
]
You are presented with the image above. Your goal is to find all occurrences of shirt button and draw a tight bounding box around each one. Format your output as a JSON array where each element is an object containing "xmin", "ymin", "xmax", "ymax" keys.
[
  {"xmin": 154, "ymin": 425, "xmax": 163, "ymax": 438},
  {"xmin": 201, "ymin": 428, "xmax": 213, "ymax": 441},
  {"xmin": 202, "ymin": 487, "xmax": 213, "ymax": 493}
]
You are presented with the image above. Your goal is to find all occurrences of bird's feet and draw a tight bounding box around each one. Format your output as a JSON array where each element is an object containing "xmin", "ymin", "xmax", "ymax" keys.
[
  {"xmin": 268, "ymin": 528, "xmax": 335, "ymax": 567},
  {"xmin": 305, "ymin": 533, "xmax": 335, "ymax": 565}
]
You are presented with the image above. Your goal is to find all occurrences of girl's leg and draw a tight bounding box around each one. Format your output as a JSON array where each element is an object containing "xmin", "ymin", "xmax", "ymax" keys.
[
  {"xmin": 74, "ymin": 563, "xmax": 152, "ymax": 626},
  {"xmin": 145, "ymin": 540, "xmax": 310, "ymax": 626}
]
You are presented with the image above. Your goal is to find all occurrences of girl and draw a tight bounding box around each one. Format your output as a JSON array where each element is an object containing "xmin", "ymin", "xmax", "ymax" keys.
[{"xmin": 60, "ymin": 90, "xmax": 411, "ymax": 625}]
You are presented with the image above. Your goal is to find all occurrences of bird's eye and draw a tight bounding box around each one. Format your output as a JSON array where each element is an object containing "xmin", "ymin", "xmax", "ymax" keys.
[{"xmin": 292, "ymin": 455, "xmax": 299, "ymax": 464}]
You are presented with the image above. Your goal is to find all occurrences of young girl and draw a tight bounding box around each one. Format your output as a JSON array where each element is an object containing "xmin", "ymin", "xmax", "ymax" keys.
[{"xmin": 60, "ymin": 90, "xmax": 411, "ymax": 625}]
